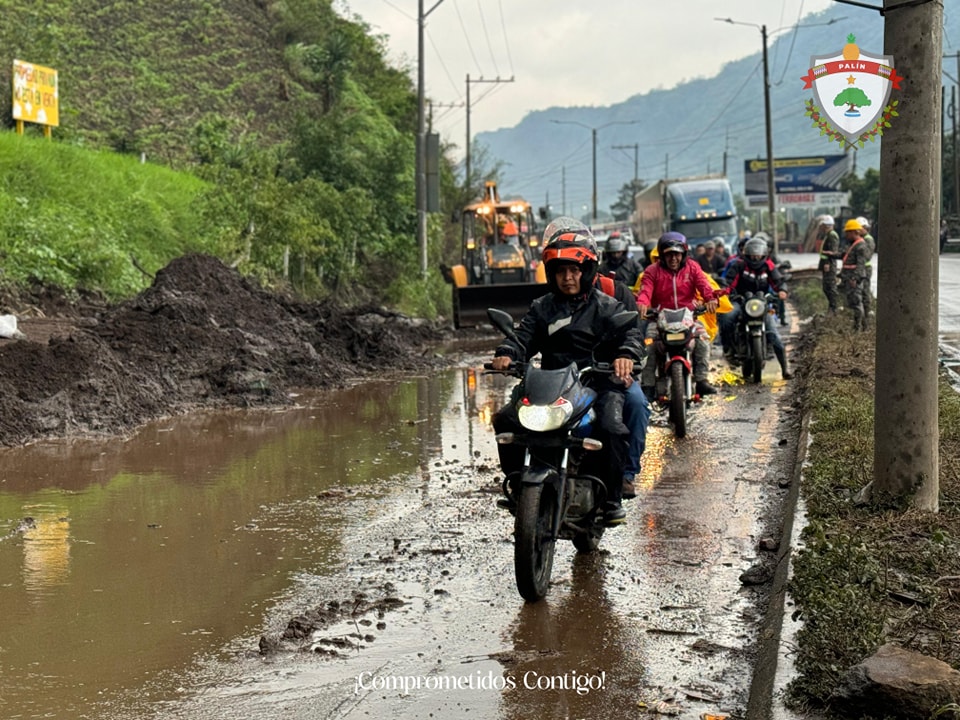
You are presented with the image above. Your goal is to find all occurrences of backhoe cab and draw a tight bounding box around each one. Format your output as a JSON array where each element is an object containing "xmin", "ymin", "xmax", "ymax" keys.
[{"xmin": 443, "ymin": 181, "xmax": 547, "ymax": 328}]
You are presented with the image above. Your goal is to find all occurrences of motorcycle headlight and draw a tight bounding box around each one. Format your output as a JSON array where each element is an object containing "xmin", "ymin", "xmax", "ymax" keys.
[
  {"xmin": 744, "ymin": 297, "xmax": 767, "ymax": 318},
  {"xmin": 518, "ymin": 397, "xmax": 573, "ymax": 432}
]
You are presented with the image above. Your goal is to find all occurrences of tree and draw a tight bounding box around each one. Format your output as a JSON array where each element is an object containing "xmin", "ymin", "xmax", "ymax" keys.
[
  {"xmin": 609, "ymin": 179, "xmax": 647, "ymax": 221},
  {"xmin": 839, "ymin": 168, "xmax": 880, "ymax": 219},
  {"xmin": 833, "ymin": 87, "xmax": 872, "ymax": 116}
]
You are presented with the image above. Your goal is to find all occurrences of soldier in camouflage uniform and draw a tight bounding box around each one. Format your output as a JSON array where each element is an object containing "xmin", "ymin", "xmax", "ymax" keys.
[
  {"xmin": 817, "ymin": 215, "xmax": 841, "ymax": 313},
  {"xmin": 840, "ymin": 219, "xmax": 870, "ymax": 332}
]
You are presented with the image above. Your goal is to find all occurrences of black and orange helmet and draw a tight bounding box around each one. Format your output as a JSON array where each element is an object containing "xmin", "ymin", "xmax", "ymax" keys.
[{"xmin": 540, "ymin": 217, "xmax": 599, "ymax": 294}]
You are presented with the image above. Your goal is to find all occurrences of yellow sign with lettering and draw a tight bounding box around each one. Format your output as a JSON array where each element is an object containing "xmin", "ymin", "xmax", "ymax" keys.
[{"xmin": 12, "ymin": 59, "xmax": 59, "ymax": 127}]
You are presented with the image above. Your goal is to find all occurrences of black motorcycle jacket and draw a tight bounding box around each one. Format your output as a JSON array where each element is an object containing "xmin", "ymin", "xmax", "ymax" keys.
[
  {"xmin": 495, "ymin": 289, "xmax": 644, "ymax": 370},
  {"xmin": 726, "ymin": 258, "xmax": 787, "ymax": 295}
]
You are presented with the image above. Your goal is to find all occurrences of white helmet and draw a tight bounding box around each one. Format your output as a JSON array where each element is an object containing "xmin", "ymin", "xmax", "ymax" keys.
[
  {"xmin": 819, "ymin": 215, "xmax": 835, "ymax": 227},
  {"xmin": 856, "ymin": 216, "xmax": 870, "ymax": 231}
]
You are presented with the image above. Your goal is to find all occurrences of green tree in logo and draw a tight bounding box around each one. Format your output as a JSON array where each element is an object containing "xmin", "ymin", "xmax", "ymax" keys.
[{"xmin": 833, "ymin": 87, "xmax": 872, "ymax": 116}]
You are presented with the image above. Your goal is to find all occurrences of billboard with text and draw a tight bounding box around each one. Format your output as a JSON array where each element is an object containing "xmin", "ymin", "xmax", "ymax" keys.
[{"xmin": 744, "ymin": 154, "xmax": 852, "ymax": 208}]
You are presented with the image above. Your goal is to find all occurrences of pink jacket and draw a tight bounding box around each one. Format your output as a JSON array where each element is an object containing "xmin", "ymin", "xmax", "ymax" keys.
[{"xmin": 636, "ymin": 260, "xmax": 720, "ymax": 310}]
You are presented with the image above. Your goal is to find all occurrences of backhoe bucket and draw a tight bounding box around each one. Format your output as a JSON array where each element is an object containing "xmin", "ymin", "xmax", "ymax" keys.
[{"xmin": 453, "ymin": 283, "xmax": 548, "ymax": 328}]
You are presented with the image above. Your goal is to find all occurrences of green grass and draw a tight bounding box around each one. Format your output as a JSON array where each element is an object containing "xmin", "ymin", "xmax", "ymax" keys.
[{"xmin": 0, "ymin": 132, "xmax": 214, "ymax": 297}]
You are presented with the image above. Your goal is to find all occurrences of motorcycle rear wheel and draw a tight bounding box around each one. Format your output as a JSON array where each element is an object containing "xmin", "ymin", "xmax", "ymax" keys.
[
  {"xmin": 514, "ymin": 484, "xmax": 557, "ymax": 602},
  {"xmin": 669, "ymin": 362, "xmax": 687, "ymax": 438},
  {"xmin": 751, "ymin": 336, "xmax": 764, "ymax": 383}
]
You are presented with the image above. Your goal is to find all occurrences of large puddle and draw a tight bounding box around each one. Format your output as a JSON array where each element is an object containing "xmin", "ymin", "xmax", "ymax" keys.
[
  {"xmin": 1, "ymin": 350, "xmax": 791, "ymax": 720},
  {"xmin": 0, "ymin": 367, "xmax": 490, "ymax": 719}
]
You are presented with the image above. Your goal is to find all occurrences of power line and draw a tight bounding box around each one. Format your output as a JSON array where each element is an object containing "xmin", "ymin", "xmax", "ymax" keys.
[
  {"xmin": 477, "ymin": 0, "xmax": 500, "ymax": 77},
  {"xmin": 453, "ymin": 1, "xmax": 483, "ymax": 72},
  {"xmin": 427, "ymin": 30, "xmax": 463, "ymax": 98},
  {"xmin": 668, "ymin": 60, "xmax": 762, "ymax": 162},
  {"xmin": 497, "ymin": 0, "xmax": 515, "ymax": 77},
  {"xmin": 375, "ymin": 0, "xmax": 416, "ymax": 21}
]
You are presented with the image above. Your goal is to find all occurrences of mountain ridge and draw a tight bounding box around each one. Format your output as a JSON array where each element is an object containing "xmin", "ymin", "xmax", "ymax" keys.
[{"xmin": 477, "ymin": 5, "xmax": 954, "ymax": 216}]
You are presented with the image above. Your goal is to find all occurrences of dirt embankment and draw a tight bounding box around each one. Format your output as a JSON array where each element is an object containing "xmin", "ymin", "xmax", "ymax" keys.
[{"xmin": 0, "ymin": 254, "xmax": 450, "ymax": 446}]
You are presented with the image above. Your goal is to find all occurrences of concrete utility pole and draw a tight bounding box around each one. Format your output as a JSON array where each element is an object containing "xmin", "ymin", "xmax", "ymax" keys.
[
  {"xmin": 761, "ymin": 24, "xmax": 778, "ymax": 257},
  {"xmin": 416, "ymin": 0, "xmax": 448, "ymax": 278},
  {"xmin": 873, "ymin": 0, "xmax": 943, "ymax": 510}
]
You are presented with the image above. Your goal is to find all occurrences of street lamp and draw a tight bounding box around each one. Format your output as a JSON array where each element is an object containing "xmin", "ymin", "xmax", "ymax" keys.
[
  {"xmin": 549, "ymin": 119, "xmax": 641, "ymax": 225},
  {"xmin": 715, "ymin": 17, "xmax": 841, "ymax": 256}
]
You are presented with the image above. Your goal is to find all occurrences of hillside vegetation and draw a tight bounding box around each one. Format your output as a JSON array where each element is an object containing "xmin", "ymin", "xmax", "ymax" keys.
[{"xmin": 0, "ymin": 0, "xmax": 461, "ymax": 316}]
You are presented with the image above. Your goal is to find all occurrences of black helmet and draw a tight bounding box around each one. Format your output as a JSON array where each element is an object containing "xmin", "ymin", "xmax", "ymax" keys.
[
  {"xmin": 657, "ymin": 231, "xmax": 688, "ymax": 267},
  {"xmin": 541, "ymin": 216, "xmax": 599, "ymax": 295},
  {"xmin": 743, "ymin": 236, "xmax": 768, "ymax": 271}
]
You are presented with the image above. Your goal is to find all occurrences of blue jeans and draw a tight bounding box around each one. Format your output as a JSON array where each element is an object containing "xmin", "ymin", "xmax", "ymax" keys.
[{"xmin": 623, "ymin": 381, "xmax": 651, "ymax": 478}]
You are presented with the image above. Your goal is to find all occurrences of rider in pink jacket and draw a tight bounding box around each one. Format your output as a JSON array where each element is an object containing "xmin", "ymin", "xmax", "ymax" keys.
[{"xmin": 636, "ymin": 232, "xmax": 723, "ymax": 397}]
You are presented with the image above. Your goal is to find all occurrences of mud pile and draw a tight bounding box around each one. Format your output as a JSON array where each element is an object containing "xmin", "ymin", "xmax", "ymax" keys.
[{"xmin": 0, "ymin": 254, "xmax": 448, "ymax": 446}]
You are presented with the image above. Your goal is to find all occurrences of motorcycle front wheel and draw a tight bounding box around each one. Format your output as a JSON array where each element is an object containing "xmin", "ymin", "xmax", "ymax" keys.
[
  {"xmin": 751, "ymin": 335, "xmax": 764, "ymax": 383},
  {"xmin": 514, "ymin": 483, "xmax": 558, "ymax": 602},
  {"xmin": 669, "ymin": 362, "xmax": 687, "ymax": 438}
]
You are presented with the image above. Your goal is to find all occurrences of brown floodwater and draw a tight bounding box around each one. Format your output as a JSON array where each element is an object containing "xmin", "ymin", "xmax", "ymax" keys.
[
  {"xmin": 0, "ymin": 370, "xmax": 473, "ymax": 720},
  {"xmin": 1, "ymin": 351, "xmax": 795, "ymax": 720}
]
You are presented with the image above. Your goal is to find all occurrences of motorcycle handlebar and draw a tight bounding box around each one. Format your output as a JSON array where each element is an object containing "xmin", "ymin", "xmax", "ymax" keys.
[
  {"xmin": 644, "ymin": 306, "xmax": 708, "ymax": 320},
  {"xmin": 482, "ymin": 361, "xmax": 636, "ymax": 378}
]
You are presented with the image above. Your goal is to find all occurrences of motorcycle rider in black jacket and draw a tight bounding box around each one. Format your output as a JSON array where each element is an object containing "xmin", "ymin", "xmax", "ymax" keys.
[
  {"xmin": 490, "ymin": 217, "xmax": 645, "ymax": 525},
  {"xmin": 719, "ymin": 235, "xmax": 793, "ymax": 379}
]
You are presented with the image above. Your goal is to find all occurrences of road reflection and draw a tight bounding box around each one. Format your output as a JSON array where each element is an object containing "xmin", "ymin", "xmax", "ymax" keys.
[{"xmin": 498, "ymin": 555, "xmax": 646, "ymax": 720}]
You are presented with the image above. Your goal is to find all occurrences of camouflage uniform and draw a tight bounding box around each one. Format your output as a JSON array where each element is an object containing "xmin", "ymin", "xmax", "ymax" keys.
[
  {"xmin": 840, "ymin": 237, "xmax": 870, "ymax": 331},
  {"xmin": 861, "ymin": 232, "xmax": 875, "ymax": 317},
  {"xmin": 819, "ymin": 229, "xmax": 841, "ymax": 312}
]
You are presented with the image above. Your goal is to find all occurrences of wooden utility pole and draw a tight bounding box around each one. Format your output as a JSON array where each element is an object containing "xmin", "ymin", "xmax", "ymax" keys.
[{"xmin": 873, "ymin": 0, "xmax": 943, "ymax": 510}]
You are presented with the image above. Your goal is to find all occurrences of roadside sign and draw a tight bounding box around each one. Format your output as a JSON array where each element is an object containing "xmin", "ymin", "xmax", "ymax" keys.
[
  {"xmin": 745, "ymin": 155, "xmax": 852, "ymax": 208},
  {"xmin": 12, "ymin": 59, "xmax": 59, "ymax": 127}
]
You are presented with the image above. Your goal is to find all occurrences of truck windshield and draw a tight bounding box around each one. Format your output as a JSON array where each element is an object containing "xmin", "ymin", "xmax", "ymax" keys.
[{"xmin": 674, "ymin": 218, "xmax": 738, "ymax": 242}]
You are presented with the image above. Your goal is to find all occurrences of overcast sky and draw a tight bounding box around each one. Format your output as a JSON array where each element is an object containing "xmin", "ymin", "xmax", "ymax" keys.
[{"xmin": 334, "ymin": 0, "xmax": 836, "ymax": 159}]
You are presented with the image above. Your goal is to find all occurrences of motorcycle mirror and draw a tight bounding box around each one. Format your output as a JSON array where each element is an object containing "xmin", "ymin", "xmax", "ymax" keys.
[
  {"xmin": 609, "ymin": 310, "xmax": 639, "ymax": 333},
  {"xmin": 487, "ymin": 308, "xmax": 522, "ymax": 346}
]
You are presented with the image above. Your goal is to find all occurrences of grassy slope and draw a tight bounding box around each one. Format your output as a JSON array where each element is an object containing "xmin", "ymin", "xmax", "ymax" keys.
[
  {"xmin": 0, "ymin": 0, "xmax": 300, "ymax": 161},
  {"xmin": 0, "ymin": 132, "xmax": 213, "ymax": 296}
]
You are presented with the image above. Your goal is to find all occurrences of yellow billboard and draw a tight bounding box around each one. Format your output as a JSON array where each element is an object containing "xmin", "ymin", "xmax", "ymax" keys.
[{"xmin": 12, "ymin": 59, "xmax": 59, "ymax": 127}]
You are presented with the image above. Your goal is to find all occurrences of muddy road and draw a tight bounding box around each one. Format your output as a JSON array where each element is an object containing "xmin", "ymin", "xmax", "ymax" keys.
[{"xmin": 1, "ymin": 325, "xmax": 801, "ymax": 720}]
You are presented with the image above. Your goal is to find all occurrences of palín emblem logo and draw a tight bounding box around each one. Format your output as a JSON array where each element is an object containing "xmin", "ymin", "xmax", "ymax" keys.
[{"xmin": 801, "ymin": 34, "xmax": 904, "ymax": 149}]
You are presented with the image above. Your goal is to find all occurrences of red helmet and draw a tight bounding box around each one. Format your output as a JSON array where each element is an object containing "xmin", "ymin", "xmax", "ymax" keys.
[{"xmin": 540, "ymin": 217, "xmax": 599, "ymax": 295}]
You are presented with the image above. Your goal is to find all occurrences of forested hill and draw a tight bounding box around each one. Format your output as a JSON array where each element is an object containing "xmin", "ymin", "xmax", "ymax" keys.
[
  {"xmin": 477, "ymin": 4, "xmax": 958, "ymax": 216},
  {"xmin": 0, "ymin": 0, "xmax": 417, "ymax": 162},
  {"xmin": 0, "ymin": 1, "xmax": 467, "ymax": 318}
]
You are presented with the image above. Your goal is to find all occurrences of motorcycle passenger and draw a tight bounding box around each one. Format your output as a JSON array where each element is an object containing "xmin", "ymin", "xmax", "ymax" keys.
[
  {"xmin": 592, "ymin": 272, "xmax": 650, "ymax": 501},
  {"xmin": 720, "ymin": 236, "xmax": 750, "ymax": 286},
  {"xmin": 840, "ymin": 218, "xmax": 870, "ymax": 332},
  {"xmin": 636, "ymin": 232, "xmax": 723, "ymax": 398},
  {"xmin": 490, "ymin": 217, "xmax": 645, "ymax": 525},
  {"xmin": 721, "ymin": 236, "xmax": 793, "ymax": 379},
  {"xmin": 600, "ymin": 231, "xmax": 643, "ymax": 287},
  {"xmin": 817, "ymin": 215, "xmax": 841, "ymax": 313},
  {"xmin": 856, "ymin": 216, "xmax": 875, "ymax": 320}
]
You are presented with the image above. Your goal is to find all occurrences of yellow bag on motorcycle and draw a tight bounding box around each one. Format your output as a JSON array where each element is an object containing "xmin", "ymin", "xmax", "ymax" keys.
[{"xmin": 696, "ymin": 276, "xmax": 731, "ymax": 343}]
